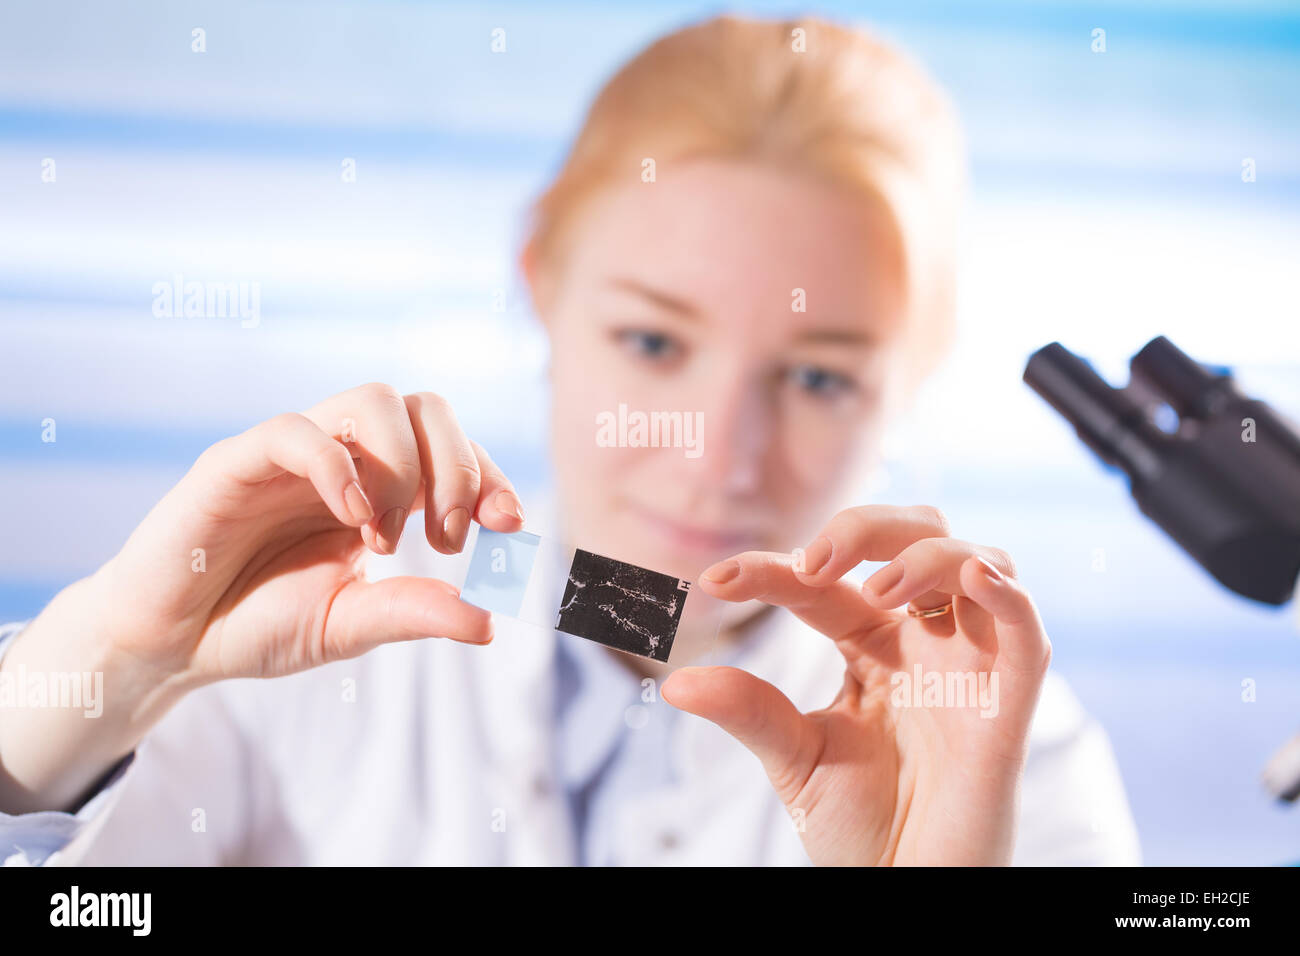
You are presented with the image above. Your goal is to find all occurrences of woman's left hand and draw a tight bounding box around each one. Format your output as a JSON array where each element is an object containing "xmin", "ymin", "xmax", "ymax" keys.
[{"xmin": 662, "ymin": 504, "xmax": 1052, "ymax": 866}]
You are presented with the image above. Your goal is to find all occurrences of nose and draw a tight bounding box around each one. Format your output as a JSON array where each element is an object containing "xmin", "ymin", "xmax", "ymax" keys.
[{"xmin": 693, "ymin": 364, "xmax": 771, "ymax": 495}]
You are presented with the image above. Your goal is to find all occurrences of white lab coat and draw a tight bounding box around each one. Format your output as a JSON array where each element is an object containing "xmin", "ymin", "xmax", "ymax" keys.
[{"xmin": 42, "ymin": 511, "xmax": 1140, "ymax": 867}]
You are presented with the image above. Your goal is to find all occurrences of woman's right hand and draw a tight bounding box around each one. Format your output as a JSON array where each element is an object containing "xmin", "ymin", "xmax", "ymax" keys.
[
  {"xmin": 100, "ymin": 383, "xmax": 523, "ymax": 684},
  {"xmin": 0, "ymin": 384, "xmax": 523, "ymax": 813}
]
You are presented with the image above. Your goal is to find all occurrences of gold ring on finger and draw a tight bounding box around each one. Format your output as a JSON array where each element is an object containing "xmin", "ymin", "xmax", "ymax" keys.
[{"xmin": 907, "ymin": 601, "xmax": 954, "ymax": 620}]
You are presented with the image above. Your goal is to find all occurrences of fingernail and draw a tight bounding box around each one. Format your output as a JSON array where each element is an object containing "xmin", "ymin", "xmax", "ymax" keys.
[
  {"xmin": 975, "ymin": 556, "xmax": 1004, "ymax": 583},
  {"xmin": 798, "ymin": 536, "xmax": 833, "ymax": 575},
  {"xmin": 443, "ymin": 506, "xmax": 470, "ymax": 552},
  {"xmin": 494, "ymin": 490, "xmax": 524, "ymax": 522},
  {"xmin": 864, "ymin": 559, "xmax": 905, "ymax": 597},
  {"xmin": 702, "ymin": 559, "xmax": 741, "ymax": 584},
  {"xmin": 376, "ymin": 506, "xmax": 408, "ymax": 555},
  {"xmin": 343, "ymin": 481, "xmax": 374, "ymax": 524}
]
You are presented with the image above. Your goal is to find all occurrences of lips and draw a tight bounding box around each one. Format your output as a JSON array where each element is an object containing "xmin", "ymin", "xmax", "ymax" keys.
[{"xmin": 626, "ymin": 501, "xmax": 757, "ymax": 554}]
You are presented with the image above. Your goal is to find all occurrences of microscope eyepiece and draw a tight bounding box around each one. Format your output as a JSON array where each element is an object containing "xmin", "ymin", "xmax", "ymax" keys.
[
  {"xmin": 1130, "ymin": 335, "xmax": 1227, "ymax": 420},
  {"xmin": 1024, "ymin": 337, "xmax": 1300, "ymax": 606},
  {"xmin": 1023, "ymin": 342, "xmax": 1164, "ymax": 479}
]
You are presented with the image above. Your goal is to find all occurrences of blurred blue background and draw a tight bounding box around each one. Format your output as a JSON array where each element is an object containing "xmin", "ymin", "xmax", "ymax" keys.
[{"xmin": 2, "ymin": 0, "xmax": 1298, "ymax": 864}]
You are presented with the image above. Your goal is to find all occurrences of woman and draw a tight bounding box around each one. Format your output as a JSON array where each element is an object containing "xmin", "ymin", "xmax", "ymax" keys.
[{"xmin": 0, "ymin": 14, "xmax": 1138, "ymax": 865}]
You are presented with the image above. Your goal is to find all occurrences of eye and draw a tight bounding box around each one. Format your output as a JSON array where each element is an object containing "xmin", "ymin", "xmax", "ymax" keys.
[
  {"xmin": 612, "ymin": 328, "xmax": 684, "ymax": 364},
  {"xmin": 786, "ymin": 363, "xmax": 857, "ymax": 400}
]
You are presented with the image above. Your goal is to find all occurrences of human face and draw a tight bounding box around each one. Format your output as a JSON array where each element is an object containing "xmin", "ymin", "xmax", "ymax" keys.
[{"xmin": 534, "ymin": 158, "xmax": 909, "ymax": 584}]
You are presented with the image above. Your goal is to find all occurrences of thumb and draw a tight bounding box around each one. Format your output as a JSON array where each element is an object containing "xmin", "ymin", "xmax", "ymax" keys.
[
  {"xmin": 325, "ymin": 575, "xmax": 495, "ymax": 658},
  {"xmin": 663, "ymin": 665, "xmax": 816, "ymax": 800}
]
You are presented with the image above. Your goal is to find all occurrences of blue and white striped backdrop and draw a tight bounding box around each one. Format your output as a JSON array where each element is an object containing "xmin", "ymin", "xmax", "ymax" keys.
[{"xmin": 2, "ymin": 0, "xmax": 1299, "ymax": 864}]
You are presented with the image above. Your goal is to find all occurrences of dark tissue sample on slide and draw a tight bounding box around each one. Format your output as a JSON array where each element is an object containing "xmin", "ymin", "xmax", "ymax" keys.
[{"xmin": 555, "ymin": 549, "xmax": 690, "ymax": 663}]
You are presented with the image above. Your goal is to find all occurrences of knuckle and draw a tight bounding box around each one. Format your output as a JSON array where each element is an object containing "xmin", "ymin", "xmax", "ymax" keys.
[
  {"xmin": 192, "ymin": 436, "xmax": 235, "ymax": 480},
  {"xmin": 259, "ymin": 412, "xmax": 319, "ymax": 449},
  {"xmin": 840, "ymin": 504, "xmax": 876, "ymax": 534},
  {"xmin": 313, "ymin": 439, "xmax": 351, "ymax": 473},
  {"xmin": 265, "ymin": 411, "xmax": 309, "ymax": 434},
  {"xmin": 835, "ymin": 505, "xmax": 887, "ymax": 549},
  {"xmin": 197, "ymin": 435, "xmax": 232, "ymax": 465},
  {"xmin": 443, "ymin": 455, "xmax": 483, "ymax": 495},
  {"xmin": 915, "ymin": 504, "xmax": 952, "ymax": 537},
  {"xmin": 357, "ymin": 382, "xmax": 405, "ymax": 411},
  {"xmin": 408, "ymin": 390, "xmax": 454, "ymax": 416}
]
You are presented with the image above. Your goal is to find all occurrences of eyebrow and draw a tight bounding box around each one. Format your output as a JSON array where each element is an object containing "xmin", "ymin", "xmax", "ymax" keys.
[
  {"xmin": 604, "ymin": 275, "xmax": 877, "ymax": 347},
  {"xmin": 794, "ymin": 328, "xmax": 877, "ymax": 347},
  {"xmin": 604, "ymin": 277, "xmax": 700, "ymax": 321}
]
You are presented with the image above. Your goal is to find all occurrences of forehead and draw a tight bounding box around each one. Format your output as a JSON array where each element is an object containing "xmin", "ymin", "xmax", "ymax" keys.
[{"xmin": 564, "ymin": 158, "xmax": 902, "ymax": 333}]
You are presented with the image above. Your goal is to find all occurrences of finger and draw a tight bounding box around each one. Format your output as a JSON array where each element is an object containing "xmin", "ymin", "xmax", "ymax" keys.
[
  {"xmin": 468, "ymin": 438, "xmax": 526, "ymax": 532},
  {"xmin": 404, "ymin": 392, "xmax": 482, "ymax": 555},
  {"xmin": 304, "ymin": 384, "xmax": 421, "ymax": 556},
  {"xmin": 792, "ymin": 504, "xmax": 952, "ymax": 585},
  {"xmin": 700, "ymin": 549, "xmax": 894, "ymax": 643},
  {"xmin": 959, "ymin": 556, "xmax": 1051, "ymax": 678},
  {"xmin": 662, "ymin": 665, "xmax": 819, "ymax": 802},
  {"xmin": 323, "ymin": 575, "xmax": 494, "ymax": 658},
  {"xmin": 952, "ymin": 595, "xmax": 998, "ymax": 656},
  {"xmin": 201, "ymin": 413, "xmax": 375, "ymax": 528},
  {"xmin": 861, "ymin": 538, "xmax": 1016, "ymax": 611}
]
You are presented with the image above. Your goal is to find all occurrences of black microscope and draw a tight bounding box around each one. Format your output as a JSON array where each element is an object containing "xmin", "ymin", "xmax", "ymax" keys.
[{"xmin": 1024, "ymin": 336, "xmax": 1300, "ymax": 801}]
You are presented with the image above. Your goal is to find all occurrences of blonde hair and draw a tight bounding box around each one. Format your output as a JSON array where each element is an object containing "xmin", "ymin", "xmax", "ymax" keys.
[{"xmin": 525, "ymin": 14, "xmax": 966, "ymax": 373}]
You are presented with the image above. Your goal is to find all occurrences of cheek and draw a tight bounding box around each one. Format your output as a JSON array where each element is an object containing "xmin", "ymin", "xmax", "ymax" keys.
[
  {"xmin": 548, "ymin": 323, "xmax": 678, "ymax": 465},
  {"xmin": 775, "ymin": 423, "xmax": 866, "ymax": 506},
  {"xmin": 772, "ymin": 394, "xmax": 891, "ymax": 508},
  {"xmin": 803, "ymin": 349, "xmax": 900, "ymax": 470},
  {"xmin": 547, "ymin": 328, "xmax": 640, "ymax": 488}
]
